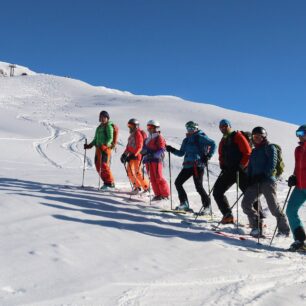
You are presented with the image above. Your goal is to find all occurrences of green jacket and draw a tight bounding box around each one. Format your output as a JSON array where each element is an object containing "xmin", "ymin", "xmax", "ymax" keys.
[{"xmin": 89, "ymin": 121, "xmax": 114, "ymax": 147}]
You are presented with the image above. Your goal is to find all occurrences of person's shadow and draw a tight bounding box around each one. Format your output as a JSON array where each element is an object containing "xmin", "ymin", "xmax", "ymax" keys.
[{"xmin": 0, "ymin": 177, "xmax": 287, "ymax": 252}]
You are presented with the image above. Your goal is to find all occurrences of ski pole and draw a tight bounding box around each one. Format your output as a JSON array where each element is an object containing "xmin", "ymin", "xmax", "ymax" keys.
[
  {"xmin": 168, "ymin": 151, "xmax": 173, "ymax": 210},
  {"xmin": 123, "ymin": 162, "xmax": 134, "ymax": 191},
  {"xmin": 206, "ymin": 161, "xmax": 213, "ymax": 220},
  {"xmin": 269, "ymin": 187, "xmax": 292, "ymax": 246},
  {"xmin": 236, "ymin": 171, "xmax": 239, "ymax": 231},
  {"xmin": 257, "ymin": 183, "xmax": 260, "ymax": 244},
  {"xmin": 194, "ymin": 170, "xmax": 223, "ymax": 221},
  {"xmin": 148, "ymin": 162, "xmax": 152, "ymax": 205},
  {"xmin": 213, "ymin": 192, "xmax": 244, "ymax": 230},
  {"xmin": 81, "ymin": 138, "xmax": 87, "ymax": 188},
  {"xmin": 98, "ymin": 148, "xmax": 103, "ymax": 190}
]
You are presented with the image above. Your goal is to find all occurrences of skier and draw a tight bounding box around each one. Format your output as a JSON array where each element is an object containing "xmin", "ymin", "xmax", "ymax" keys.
[
  {"xmin": 84, "ymin": 110, "xmax": 115, "ymax": 190},
  {"xmin": 166, "ymin": 121, "xmax": 216, "ymax": 212},
  {"xmin": 213, "ymin": 119, "xmax": 263, "ymax": 224},
  {"xmin": 286, "ymin": 124, "xmax": 306, "ymax": 251},
  {"xmin": 142, "ymin": 120, "xmax": 170, "ymax": 201},
  {"xmin": 241, "ymin": 126, "xmax": 290, "ymax": 237},
  {"xmin": 120, "ymin": 118, "xmax": 149, "ymax": 194}
]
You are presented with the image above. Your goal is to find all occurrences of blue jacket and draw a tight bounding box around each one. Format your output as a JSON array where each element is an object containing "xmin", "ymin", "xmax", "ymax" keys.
[
  {"xmin": 172, "ymin": 130, "xmax": 216, "ymax": 168},
  {"xmin": 248, "ymin": 141, "xmax": 278, "ymax": 182}
]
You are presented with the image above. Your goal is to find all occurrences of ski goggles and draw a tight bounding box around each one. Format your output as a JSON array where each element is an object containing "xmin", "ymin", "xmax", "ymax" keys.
[
  {"xmin": 147, "ymin": 124, "xmax": 156, "ymax": 129},
  {"xmin": 296, "ymin": 130, "xmax": 306, "ymax": 137},
  {"xmin": 186, "ymin": 127, "xmax": 196, "ymax": 132}
]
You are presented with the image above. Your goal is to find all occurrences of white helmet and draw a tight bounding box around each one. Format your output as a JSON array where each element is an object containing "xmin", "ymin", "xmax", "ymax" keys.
[{"xmin": 147, "ymin": 120, "xmax": 160, "ymax": 127}]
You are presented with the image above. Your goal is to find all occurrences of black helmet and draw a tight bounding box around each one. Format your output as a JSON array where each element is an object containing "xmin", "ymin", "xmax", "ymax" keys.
[
  {"xmin": 99, "ymin": 110, "xmax": 110, "ymax": 119},
  {"xmin": 297, "ymin": 124, "xmax": 306, "ymax": 132},
  {"xmin": 128, "ymin": 118, "xmax": 139, "ymax": 126},
  {"xmin": 252, "ymin": 126, "xmax": 267, "ymax": 137}
]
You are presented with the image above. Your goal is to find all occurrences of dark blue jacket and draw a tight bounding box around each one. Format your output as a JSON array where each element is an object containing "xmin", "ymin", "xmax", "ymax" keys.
[
  {"xmin": 248, "ymin": 141, "xmax": 278, "ymax": 182},
  {"xmin": 172, "ymin": 130, "xmax": 216, "ymax": 168}
]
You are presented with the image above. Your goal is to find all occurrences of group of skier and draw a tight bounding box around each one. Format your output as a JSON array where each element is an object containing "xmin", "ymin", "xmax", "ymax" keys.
[{"xmin": 84, "ymin": 110, "xmax": 306, "ymax": 252}]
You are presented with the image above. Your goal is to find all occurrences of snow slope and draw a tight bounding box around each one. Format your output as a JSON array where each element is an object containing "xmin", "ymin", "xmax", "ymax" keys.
[{"xmin": 0, "ymin": 63, "xmax": 305, "ymax": 306}]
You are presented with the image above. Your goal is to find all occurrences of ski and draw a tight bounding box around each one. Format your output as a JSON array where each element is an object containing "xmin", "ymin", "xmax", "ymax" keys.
[
  {"xmin": 213, "ymin": 230, "xmax": 272, "ymax": 241},
  {"xmin": 159, "ymin": 209, "xmax": 194, "ymax": 215}
]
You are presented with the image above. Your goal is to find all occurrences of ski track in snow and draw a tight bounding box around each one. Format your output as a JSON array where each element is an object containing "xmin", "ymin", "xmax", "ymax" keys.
[{"xmin": 32, "ymin": 120, "xmax": 92, "ymax": 169}]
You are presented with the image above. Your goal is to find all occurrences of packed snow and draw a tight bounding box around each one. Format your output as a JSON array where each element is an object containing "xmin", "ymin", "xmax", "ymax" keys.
[{"xmin": 0, "ymin": 62, "xmax": 305, "ymax": 306}]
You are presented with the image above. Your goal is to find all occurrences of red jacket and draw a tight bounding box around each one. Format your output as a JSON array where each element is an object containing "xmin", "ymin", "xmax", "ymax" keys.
[
  {"xmin": 125, "ymin": 128, "xmax": 146, "ymax": 160},
  {"xmin": 294, "ymin": 141, "xmax": 306, "ymax": 189}
]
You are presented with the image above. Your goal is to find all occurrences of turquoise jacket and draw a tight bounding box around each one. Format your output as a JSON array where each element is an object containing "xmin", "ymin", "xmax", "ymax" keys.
[{"xmin": 172, "ymin": 130, "xmax": 216, "ymax": 168}]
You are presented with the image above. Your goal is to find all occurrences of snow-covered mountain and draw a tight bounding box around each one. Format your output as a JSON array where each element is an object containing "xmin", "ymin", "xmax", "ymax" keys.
[{"xmin": 0, "ymin": 62, "xmax": 304, "ymax": 306}]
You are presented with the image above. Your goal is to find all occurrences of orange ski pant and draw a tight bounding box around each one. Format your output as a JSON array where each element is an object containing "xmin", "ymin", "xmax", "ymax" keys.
[
  {"xmin": 95, "ymin": 147, "xmax": 114, "ymax": 185},
  {"xmin": 126, "ymin": 159, "xmax": 149, "ymax": 191}
]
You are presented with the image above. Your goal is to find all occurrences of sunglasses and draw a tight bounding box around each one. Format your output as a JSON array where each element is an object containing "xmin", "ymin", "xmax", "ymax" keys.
[
  {"xmin": 296, "ymin": 130, "xmax": 306, "ymax": 137},
  {"xmin": 219, "ymin": 124, "xmax": 229, "ymax": 128},
  {"xmin": 127, "ymin": 123, "xmax": 135, "ymax": 128},
  {"xmin": 147, "ymin": 125, "xmax": 155, "ymax": 129}
]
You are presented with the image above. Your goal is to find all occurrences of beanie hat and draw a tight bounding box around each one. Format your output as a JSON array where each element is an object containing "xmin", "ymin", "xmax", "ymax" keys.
[
  {"xmin": 99, "ymin": 110, "xmax": 110, "ymax": 119},
  {"xmin": 219, "ymin": 119, "xmax": 231, "ymax": 127}
]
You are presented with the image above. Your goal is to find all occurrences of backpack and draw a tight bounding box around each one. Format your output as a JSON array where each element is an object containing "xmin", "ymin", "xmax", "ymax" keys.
[
  {"xmin": 265, "ymin": 143, "xmax": 285, "ymax": 178},
  {"xmin": 104, "ymin": 123, "xmax": 119, "ymax": 149},
  {"xmin": 231, "ymin": 131, "xmax": 253, "ymax": 148}
]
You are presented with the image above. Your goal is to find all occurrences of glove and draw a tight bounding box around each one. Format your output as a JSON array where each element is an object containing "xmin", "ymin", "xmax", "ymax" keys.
[
  {"xmin": 126, "ymin": 153, "xmax": 136, "ymax": 162},
  {"xmin": 288, "ymin": 175, "xmax": 297, "ymax": 187},
  {"xmin": 100, "ymin": 145, "xmax": 108, "ymax": 152},
  {"xmin": 120, "ymin": 152, "xmax": 128, "ymax": 164},
  {"xmin": 84, "ymin": 144, "xmax": 93, "ymax": 150},
  {"xmin": 165, "ymin": 145, "xmax": 176, "ymax": 153}
]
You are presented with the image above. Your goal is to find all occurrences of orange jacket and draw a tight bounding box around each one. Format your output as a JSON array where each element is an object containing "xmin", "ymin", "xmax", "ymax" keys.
[{"xmin": 125, "ymin": 128, "xmax": 146, "ymax": 160}]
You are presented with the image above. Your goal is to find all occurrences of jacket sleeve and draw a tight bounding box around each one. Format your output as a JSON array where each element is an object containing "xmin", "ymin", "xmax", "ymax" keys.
[
  {"xmin": 172, "ymin": 138, "xmax": 186, "ymax": 157},
  {"xmin": 134, "ymin": 130, "xmax": 143, "ymax": 156},
  {"xmin": 202, "ymin": 135, "xmax": 216, "ymax": 159},
  {"xmin": 247, "ymin": 152, "xmax": 254, "ymax": 177},
  {"xmin": 218, "ymin": 139, "xmax": 224, "ymax": 166},
  {"xmin": 234, "ymin": 132, "xmax": 251, "ymax": 168},
  {"xmin": 265, "ymin": 144, "xmax": 278, "ymax": 177}
]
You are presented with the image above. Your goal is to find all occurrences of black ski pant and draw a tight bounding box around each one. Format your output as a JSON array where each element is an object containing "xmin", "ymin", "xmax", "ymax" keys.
[
  {"xmin": 213, "ymin": 169, "xmax": 263, "ymax": 217},
  {"xmin": 174, "ymin": 167, "xmax": 210, "ymax": 207}
]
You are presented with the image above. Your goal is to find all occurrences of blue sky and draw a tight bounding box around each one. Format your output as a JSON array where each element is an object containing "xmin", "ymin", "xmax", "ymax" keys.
[{"xmin": 1, "ymin": 0, "xmax": 305, "ymax": 125}]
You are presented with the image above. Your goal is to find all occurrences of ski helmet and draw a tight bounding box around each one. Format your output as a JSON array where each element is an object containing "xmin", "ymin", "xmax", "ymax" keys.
[
  {"xmin": 128, "ymin": 118, "xmax": 139, "ymax": 126},
  {"xmin": 185, "ymin": 121, "xmax": 199, "ymax": 130},
  {"xmin": 296, "ymin": 124, "xmax": 306, "ymax": 137},
  {"xmin": 147, "ymin": 120, "xmax": 160, "ymax": 128},
  {"xmin": 99, "ymin": 110, "xmax": 110, "ymax": 119},
  {"xmin": 252, "ymin": 126, "xmax": 267, "ymax": 137}
]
